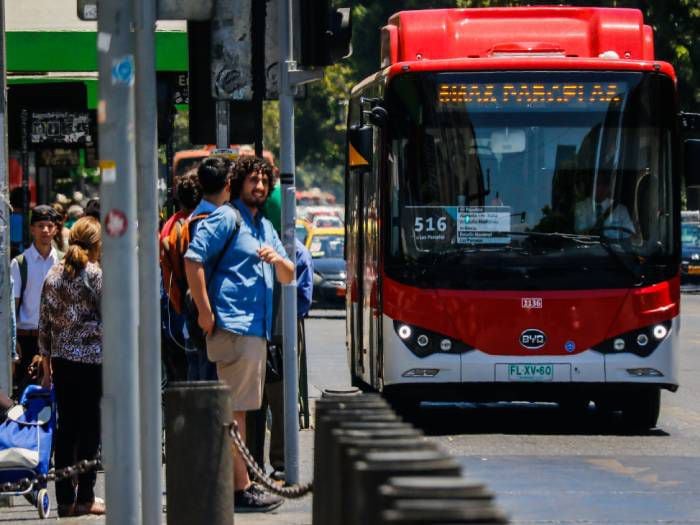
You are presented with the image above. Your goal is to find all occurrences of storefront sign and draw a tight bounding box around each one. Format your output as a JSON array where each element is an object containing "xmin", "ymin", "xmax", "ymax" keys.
[{"xmin": 30, "ymin": 112, "xmax": 93, "ymax": 146}]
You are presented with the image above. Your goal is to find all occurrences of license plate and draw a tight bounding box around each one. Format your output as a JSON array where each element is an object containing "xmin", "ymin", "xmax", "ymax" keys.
[
  {"xmin": 507, "ymin": 364, "xmax": 554, "ymax": 381},
  {"xmin": 689, "ymin": 266, "xmax": 700, "ymax": 275}
]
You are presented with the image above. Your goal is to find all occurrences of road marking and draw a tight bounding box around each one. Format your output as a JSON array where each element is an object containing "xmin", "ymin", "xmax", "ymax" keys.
[{"xmin": 587, "ymin": 458, "xmax": 681, "ymax": 488}]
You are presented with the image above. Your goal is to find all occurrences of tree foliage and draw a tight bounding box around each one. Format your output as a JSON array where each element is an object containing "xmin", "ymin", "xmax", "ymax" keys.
[{"xmin": 279, "ymin": 0, "xmax": 699, "ymax": 197}]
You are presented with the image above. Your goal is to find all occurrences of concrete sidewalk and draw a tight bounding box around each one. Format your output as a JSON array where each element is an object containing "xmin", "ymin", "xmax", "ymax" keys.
[{"xmin": 0, "ymin": 309, "xmax": 347, "ymax": 524}]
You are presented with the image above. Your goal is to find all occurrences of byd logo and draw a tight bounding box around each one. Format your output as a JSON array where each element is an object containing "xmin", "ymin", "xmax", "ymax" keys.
[{"xmin": 520, "ymin": 329, "xmax": 547, "ymax": 350}]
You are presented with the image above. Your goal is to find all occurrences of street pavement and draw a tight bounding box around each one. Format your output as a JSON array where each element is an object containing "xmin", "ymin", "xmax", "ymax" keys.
[{"xmin": 2, "ymin": 297, "xmax": 700, "ymax": 524}]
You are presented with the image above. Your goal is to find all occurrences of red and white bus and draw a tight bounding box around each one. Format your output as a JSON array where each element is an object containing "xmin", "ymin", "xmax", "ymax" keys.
[{"xmin": 345, "ymin": 7, "xmax": 698, "ymax": 429}]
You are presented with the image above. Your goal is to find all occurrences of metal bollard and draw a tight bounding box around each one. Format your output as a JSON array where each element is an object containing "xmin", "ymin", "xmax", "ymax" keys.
[
  {"xmin": 379, "ymin": 476, "xmax": 493, "ymax": 503},
  {"xmin": 321, "ymin": 386, "xmax": 364, "ymax": 397},
  {"xmin": 347, "ymin": 450, "xmax": 463, "ymax": 525},
  {"xmin": 313, "ymin": 407, "xmax": 399, "ymax": 525},
  {"xmin": 380, "ymin": 499, "xmax": 509, "ymax": 524},
  {"xmin": 165, "ymin": 381, "xmax": 233, "ymax": 525},
  {"xmin": 337, "ymin": 438, "xmax": 437, "ymax": 525}
]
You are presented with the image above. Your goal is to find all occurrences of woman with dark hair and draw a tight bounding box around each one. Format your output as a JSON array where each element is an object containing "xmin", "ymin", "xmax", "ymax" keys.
[{"xmin": 38, "ymin": 216, "xmax": 105, "ymax": 517}]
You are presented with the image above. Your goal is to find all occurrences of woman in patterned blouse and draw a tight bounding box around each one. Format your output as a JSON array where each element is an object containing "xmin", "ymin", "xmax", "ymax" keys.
[{"xmin": 38, "ymin": 216, "xmax": 105, "ymax": 517}]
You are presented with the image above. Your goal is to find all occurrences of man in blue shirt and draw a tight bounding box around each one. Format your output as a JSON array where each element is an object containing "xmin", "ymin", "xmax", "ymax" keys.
[{"xmin": 184, "ymin": 156, "xmax": 293, "ymax": 513}]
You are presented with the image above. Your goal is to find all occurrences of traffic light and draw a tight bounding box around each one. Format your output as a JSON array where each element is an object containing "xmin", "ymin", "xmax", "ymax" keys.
[{"xmin": 298, "ymin": 1, "xmax": 352, "ymax": 67}]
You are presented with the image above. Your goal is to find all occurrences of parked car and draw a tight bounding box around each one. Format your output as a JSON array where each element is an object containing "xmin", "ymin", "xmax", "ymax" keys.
[{"xmin": 305, "ymin": 227, "xmax": 346, "ymax": 304}]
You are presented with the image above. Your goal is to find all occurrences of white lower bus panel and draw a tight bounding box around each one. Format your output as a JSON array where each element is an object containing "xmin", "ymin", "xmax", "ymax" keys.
[
  {"xmin": 382, "ymin": 315, "xmax": 679, "ymax": 389},
  {"xmin": 604, "ymin": 316, "xmax": 679, "ymax": 387}
]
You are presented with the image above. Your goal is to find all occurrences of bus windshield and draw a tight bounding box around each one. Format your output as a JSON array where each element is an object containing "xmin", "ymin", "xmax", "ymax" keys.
[{"xmin": 385, "ymin": 71, "xmax": 678, "ymax": 290}]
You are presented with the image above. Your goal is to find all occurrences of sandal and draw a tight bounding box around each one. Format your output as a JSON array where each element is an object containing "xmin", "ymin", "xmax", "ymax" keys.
[{"xmin": 75, "ymin": 497, "xmax": 106, "ymax": 515}]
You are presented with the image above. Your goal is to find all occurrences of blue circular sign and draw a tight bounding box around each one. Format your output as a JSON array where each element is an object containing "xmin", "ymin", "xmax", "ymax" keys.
[{"xmin": 564, "ymin": 340, "xmax": 576, "ymax": 353}]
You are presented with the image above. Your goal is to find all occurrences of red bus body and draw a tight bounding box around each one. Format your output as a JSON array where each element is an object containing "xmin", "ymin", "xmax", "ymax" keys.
[{"xmin": 345, "ymin": 7, "xmax": 681, "ymax": 427}]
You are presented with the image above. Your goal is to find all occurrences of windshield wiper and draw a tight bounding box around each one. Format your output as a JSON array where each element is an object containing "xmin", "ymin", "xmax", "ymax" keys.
[
  {"xmin": 506, "ymin": 231, "xmax": 599, "ymax": 245},
  {"xmin": 595, "ymin": 234, "xmax": 644, "ymax": 284},
  {"xmin": 511, "ymin": 230, "xmax": 644, "ymax": 283},
  {"xmin": 418, "ymin": 244, "xmax": 528, "ymax": 265}
]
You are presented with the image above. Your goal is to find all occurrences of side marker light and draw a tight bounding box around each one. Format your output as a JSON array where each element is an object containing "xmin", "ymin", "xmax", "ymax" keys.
[
  {"xmin": 402, "ymin": 368, "xmax": 439, "ymax": 378},
  {"xmin": 626, "ymin": 368, "xmax": 663, "ymax": 377}
]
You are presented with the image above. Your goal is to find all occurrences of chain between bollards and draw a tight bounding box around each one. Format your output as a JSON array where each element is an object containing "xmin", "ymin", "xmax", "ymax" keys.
[
  {"xmin": 227, "ymin": 421, "xmax": 312, "ymax": 498},
  {"xmin": 0, "ymin": 455, "xmax": 102, "ymax": 494}
]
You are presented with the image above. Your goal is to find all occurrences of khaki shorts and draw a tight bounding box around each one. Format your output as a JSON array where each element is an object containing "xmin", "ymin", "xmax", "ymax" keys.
[{"xmin": 206, "ymin": 329, "xmax": 267, "ymax": 411}]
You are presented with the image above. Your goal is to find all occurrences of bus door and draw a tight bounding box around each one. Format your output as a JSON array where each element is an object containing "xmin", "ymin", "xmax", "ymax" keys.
[
  {"xmin": 360, "ymin": 126, "xmax": 382, "ymax": 387},
  {"xmin": 347, "ymin": 113, "xmax": 381, "ymax": 387},
  {"xmin": 346, "ymin": 147, "xmax": 364, "ymax": 381}
]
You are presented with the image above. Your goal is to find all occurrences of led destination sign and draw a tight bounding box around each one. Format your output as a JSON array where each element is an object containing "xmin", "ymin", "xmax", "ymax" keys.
[{"xmin": 438, "ymin": 82, "xmax": 624, "ymax": 109}]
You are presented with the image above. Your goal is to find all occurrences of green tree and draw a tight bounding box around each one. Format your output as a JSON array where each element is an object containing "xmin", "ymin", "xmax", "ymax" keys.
[
  {"xmin": 454, "ymin": 0, "xmax": 699, "ymax": 111},
  {"xmin": 282, "ymin": 0, "xmax": 699, "ymax": 197}
]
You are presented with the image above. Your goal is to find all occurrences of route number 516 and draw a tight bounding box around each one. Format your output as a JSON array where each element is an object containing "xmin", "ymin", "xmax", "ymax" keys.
[{"xmin": 414, "ymin": 217, "xmax": 447, "ymax": 232}]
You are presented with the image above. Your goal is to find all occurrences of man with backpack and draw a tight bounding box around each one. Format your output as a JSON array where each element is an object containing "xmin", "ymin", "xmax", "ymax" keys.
[
  {"xmin": 10, "ymin": 204, "xmax": 62, "ymax": 392},
  {"xmin": 184, "ymin": 155, "xmax": 293, "ymax": 512}
]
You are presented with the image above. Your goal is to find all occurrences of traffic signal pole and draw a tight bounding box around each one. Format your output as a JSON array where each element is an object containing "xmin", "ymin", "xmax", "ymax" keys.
[
  {"xmin": 278, "ymin": 0, "xmax": 300, "ymax": 485},
  {"xmin": 97, "ymin": 0, "xmax": 143, "ymax": 523},
  {"xmin": 133, "ymin": 0, "xmax": 163, "ymax": 523}
]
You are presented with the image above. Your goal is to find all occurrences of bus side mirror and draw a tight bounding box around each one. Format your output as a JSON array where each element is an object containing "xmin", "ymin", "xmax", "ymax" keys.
[
  {"xmin": 347, "ymin": 125, "xmax": 373, "ymax": 170},
  {"xmin": 368, "ymin": 106, "xmax": 388, "ymax": 128},
  {"xmin": 685, "ymin": 139, "xmax": 700, "ymax": 188}
]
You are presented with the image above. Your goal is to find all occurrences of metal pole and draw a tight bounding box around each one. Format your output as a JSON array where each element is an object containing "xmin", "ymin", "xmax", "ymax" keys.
[
  {"xmin": 216, "ymin": 100, "xmax": 229, "ymax": 149},
  {"xmin": 97, "ymin": 0, "xmax": 142, "ymax": 522},
  {"xmin": 278, "ymin": 0, "xmax": 299, "ymax": 484},
  {"xmin": 133, "ymin": 0, "xmax": 162, "ymax": 524},
  {"xmin": 0, "ymin": 0, "xmax": 11, "ymax": 395},
  {"xmin": 20, "ymin": 110, "xmax": 28, "ymax": 249}
]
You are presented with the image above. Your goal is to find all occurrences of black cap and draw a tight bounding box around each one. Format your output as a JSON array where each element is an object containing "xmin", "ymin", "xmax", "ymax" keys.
[{"xmin": 30, "ymin": 205, "xmax": 60, "ymax": 225}]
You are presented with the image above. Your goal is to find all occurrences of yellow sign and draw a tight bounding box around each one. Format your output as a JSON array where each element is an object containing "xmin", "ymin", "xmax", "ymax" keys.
[
  {"xmin": 99, "ymin": 160, "xmax": 117, "ymax": 184},
  {"xmin": 438, "ymin": 83, "xmax": 622, "ymax": 106},
  {"xmin": 348, "ymin": 143, "xmax": 369, "ymax": 167}
]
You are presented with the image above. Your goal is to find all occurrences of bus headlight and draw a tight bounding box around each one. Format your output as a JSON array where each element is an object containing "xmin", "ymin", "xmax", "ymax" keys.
[
  {"xmin": 393, "ymin": 320, "xmax": 473, "ymax": 358},
  {"xmin": 653, "ymin": 324, "xmax": 668, "ymax": 340},
  {"xmin": 592, "ymin": 320, "xmax": 672, "ymax": 358}
]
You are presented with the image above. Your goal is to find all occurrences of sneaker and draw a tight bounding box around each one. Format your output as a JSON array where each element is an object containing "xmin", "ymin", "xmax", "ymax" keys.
[
  {"xmin": 234, "ymin": 484, "xmax": 283, "ymax": 513},
  {"xmin": 270, "ymin": 469, "xmax": 286, "ymax": 482}
]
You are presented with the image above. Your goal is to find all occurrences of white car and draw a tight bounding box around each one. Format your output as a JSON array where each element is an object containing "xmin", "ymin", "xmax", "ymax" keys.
[{"xmin": 311, "ymin": 215, "xmax": 343, "ymax": 229}]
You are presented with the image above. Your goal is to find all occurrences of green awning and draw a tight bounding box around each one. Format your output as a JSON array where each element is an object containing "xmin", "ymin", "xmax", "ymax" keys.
[{"xmin": 7, "ymin": 31, "xmax": 188, "ymax": 72}]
